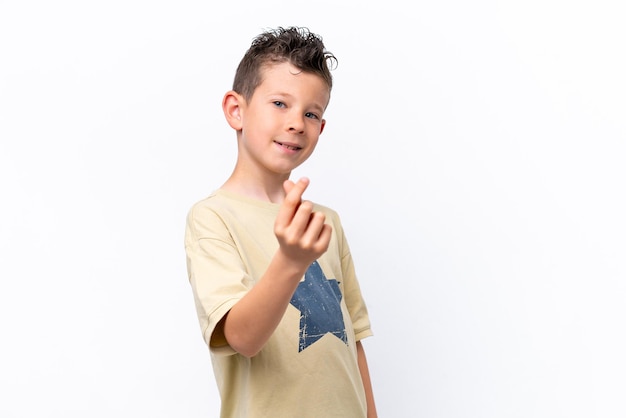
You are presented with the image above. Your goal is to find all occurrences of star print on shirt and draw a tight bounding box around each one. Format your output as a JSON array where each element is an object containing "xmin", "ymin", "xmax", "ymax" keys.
[{"xmin": 290, "ymin": 261, "xmax": 348, "ymax": 352}]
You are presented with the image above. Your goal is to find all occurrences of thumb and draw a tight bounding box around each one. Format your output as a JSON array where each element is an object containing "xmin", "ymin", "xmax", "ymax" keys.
[{"xmin": 283, "ymin": 179, "xmax": 296, "ymax": 194}]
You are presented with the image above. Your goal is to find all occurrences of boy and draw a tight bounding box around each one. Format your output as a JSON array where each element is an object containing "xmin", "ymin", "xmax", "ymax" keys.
[{"xmin": 184, "ymin": 26, "xmax": 377, "ymax": 417}]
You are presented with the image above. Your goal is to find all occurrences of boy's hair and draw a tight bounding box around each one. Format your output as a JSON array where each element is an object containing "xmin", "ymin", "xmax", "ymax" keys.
[{"xmin": 232, "ymin": 26, "xmax": 337, "ymax": 101}]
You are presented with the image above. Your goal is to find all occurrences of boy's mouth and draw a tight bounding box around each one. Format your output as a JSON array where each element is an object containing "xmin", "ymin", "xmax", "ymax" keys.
[{"xmin": 274, "ymin": 141, "xmax": 302, "ymax": 151}]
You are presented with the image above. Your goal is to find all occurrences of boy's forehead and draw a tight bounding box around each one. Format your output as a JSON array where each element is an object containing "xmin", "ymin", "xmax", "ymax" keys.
[{"xmin": 257, "ymin": 63, "xmax": 331, "ymax": 101}]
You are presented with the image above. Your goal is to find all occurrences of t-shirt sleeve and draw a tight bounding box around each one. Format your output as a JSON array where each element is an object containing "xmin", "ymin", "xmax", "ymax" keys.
[
  {"xmin": 184, "ymin": 201, "xmax": 253, "ymax": 356},
  {"xmin": 330, "ymin": 211, "xmax": 374, "ymax": 342}
]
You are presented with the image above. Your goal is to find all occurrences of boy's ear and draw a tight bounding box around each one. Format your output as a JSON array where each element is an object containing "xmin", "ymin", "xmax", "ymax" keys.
[
  {"xmin": 222, "ymin": 90, "xmax": 244, "ymax": 130},
  {"xmin": 319, "ymin": 119, "xmax": 326, "ymax": 135}
]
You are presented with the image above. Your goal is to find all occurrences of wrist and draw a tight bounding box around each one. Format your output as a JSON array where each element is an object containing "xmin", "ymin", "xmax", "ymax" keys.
[{"xmin": 272, "ymin": 249, "xmax": 310, "ymax": 281}]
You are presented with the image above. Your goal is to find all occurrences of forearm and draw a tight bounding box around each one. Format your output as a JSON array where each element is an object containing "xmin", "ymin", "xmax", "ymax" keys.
[
  {"xmin": 357, "ymin": 341, "xmax": 378, "ymax": 418},
  {"xmin": 223, "ymin": 250, "xmax": 308, "ymax": 357}
]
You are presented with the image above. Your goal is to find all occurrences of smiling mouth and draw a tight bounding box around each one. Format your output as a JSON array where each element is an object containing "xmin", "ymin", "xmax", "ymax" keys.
[{"xmin": 274, "ymin": 141, "xmax": 302, "ymax": 151}]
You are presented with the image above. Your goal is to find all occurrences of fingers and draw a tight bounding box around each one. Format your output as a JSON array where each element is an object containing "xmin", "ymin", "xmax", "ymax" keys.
[
  {"xmin": 292, "ymin": 202, "xmax": 321, "ymax": 241},
  {"xmin": 277, "ymin": 177, "xmax": 309, "ymax": 227},
  {"xmin": 274, "ymin": 177, "xmax": 331, "ymax": 261},
  {"xmin": 301, "ymin": 211, "xmax": 332, "ymax": 252}
]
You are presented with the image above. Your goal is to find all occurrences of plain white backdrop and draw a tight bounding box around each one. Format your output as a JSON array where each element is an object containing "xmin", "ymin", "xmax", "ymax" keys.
[{"xmin": 1, "ymin": 1, "xmax": 625, "ymax": 417}]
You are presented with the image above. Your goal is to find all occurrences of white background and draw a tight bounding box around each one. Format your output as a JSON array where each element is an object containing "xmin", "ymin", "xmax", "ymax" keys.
[{"xmin": 1, "ymin": 1, "xmax": 625, "ymax": 417}]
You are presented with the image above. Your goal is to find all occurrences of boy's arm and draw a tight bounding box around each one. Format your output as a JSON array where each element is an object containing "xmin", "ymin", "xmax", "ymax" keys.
[
  {"xmin": 221, "ymin": 178, "xmax": 332, "ymax": 358},
  {"xmin": 357, "ymin": 340, "xmax": 378, "ymax": 418}
]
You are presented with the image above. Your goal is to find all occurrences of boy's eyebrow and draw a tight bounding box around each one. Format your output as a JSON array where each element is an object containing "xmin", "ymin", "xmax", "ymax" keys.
[{"xmin": 266, "ymin": 91, "xmax": 328, "ymax": 112}]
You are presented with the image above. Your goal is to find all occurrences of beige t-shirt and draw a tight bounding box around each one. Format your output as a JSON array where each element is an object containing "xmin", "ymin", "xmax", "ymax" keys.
[{"xmin": 185, "ymin": 189, "xmax": 373, "ymax": 418}]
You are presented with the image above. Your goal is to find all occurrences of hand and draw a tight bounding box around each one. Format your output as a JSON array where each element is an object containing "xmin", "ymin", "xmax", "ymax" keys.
[{"xmin": 274, "ymin": 177, "xmax": 332, "ymax": 267}]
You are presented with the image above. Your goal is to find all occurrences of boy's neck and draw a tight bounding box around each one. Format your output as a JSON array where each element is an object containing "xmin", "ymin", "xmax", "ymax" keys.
[{"xmin": 221, "ymin": 173, "xmax": 289, "ymax": 204}]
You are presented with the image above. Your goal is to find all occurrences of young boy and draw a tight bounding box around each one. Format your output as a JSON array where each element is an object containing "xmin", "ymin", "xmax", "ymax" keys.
[{"xmin": 184, "ymin": 26, "xmax": 377, "ymax": 417}]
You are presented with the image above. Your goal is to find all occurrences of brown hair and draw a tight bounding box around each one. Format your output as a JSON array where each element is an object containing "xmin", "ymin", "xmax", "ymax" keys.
[{"xmin": 232, "ymin": 26, "xmax": 337, "ymax": 101}]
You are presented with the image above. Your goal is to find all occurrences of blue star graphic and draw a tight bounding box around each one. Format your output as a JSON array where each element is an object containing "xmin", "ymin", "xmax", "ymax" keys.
[{"xmin": 290, "ymin": 261, "xmax": 347, "ymax": 352}]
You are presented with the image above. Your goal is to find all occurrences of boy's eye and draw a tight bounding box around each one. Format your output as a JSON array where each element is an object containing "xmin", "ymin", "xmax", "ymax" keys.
[
  {"xmin": 305, "ymin": 112, "xmax": 319, "ymax": 120},
  {"xmin": 273, "ymin": 101, "xmax": 286, "ymax": 108}
]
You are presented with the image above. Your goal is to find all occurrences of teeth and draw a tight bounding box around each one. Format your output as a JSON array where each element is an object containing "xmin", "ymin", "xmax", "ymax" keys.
[{"xmin": 277, "ymin": 141, "xmax": 300, "ymax": 150}]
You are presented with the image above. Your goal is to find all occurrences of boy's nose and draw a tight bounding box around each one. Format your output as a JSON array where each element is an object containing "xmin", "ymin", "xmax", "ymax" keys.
[{"xmin": 287, "ymin": 114, "xmax": 305, "ymax": 133}]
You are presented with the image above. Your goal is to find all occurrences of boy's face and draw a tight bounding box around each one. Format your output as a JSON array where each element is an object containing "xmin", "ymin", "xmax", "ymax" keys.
[{"xmin": 236, "ymin": 62, "xmax": 330, "ymax": 177}]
